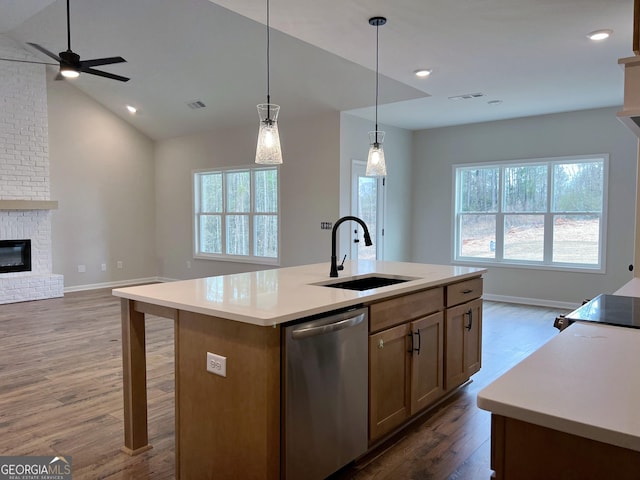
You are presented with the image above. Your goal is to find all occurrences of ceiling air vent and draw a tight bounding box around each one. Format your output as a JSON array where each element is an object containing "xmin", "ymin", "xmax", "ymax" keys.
[
  {"xmin": 187, "ymin": 100, "xmax": 206, "ymax": 109},
  {"xmin": 448, "ymin": 92, "xmax": 485, "ymax": 101}
]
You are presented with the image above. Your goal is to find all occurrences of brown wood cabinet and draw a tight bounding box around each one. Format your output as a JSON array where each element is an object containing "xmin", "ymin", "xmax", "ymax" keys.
[
  {"xmin": 368, "ymin": 288, "xmax": 446, "ymax": 443},
  {"xmin": 368, "ymin": 277, "xmax": 483, "ymax": 444},
  {"xmin": 445, "ymin": 296, "xmax": 482, "ymax": 390},
  {"xmin": 491, "ymin": 414, "xmax": 640, "ymax": 480},
  {"xmin": 409, "ymin": 312, "xmax": 445, "ymax": 414},
  {"xmin": 369, "ymin": 322, "xmax": 411, "ymax": 441},
  {"xmin": 368, "ymin": 311, "xmax": 445, "ymax": 442}
]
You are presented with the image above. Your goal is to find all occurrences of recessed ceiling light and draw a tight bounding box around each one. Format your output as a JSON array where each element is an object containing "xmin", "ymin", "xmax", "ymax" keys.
[
  {"xmin": 126, "ymin": 105, "xmax": 137, "ymax": 114},
  {"xmin": 414, "ymin": 69, "xmax": 432, "ymax": 78},
  {"xmin": 587, "ymin": 29, "xmax": 612, "ymax": 41}
]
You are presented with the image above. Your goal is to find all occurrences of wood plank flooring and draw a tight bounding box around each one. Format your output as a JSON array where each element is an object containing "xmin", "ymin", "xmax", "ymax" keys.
[{"xmin": 0, "ymin": 289, "xmax": 565, "ymax": 479}]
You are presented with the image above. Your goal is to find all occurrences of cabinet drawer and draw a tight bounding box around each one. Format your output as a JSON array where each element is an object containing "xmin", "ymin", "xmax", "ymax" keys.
[
  {"xmin": 370, "ymin": 287, "xmax": 443, "ymax": 333},
  {"xmin": 446, "ymin": 277, "xmax": 483, "ymax": 307}
]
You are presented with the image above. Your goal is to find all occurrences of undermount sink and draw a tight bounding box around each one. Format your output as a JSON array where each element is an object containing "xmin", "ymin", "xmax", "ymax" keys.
[{"xmin": 317, "ymin": 275, "xmax": 417, "ymax": 292}]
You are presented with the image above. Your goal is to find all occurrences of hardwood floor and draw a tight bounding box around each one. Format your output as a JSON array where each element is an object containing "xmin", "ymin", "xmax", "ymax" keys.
[{"xmin": 0, "ymin": 289, "xmax": 566, "ymax": 479}]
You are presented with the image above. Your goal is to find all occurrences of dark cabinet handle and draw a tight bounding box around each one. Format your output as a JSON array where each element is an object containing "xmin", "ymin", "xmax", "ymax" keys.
[
  {"xmin": 465, "ymin": 308, "xmax": 473, "ymax": 331},
  {"xmin": 462, "ymin": 289, "xmax": 473, "ymax": 294},
  {"xmin": 408, "ymin": 330, "xmax": 421, "ymax": 354}
]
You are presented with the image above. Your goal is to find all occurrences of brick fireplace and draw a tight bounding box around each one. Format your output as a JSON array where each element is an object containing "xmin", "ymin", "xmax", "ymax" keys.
[{"xmin": 0, "ymin": 36, "xmax": 64, "ymax": 304}]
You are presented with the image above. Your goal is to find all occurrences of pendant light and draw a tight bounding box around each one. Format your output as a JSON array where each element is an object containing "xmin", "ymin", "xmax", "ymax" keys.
[
  {"xmin": 255, "ymin": 0, "xmax": 283, "ymax": 164},
  {"xmin": 366, "ymin": 16, "xmax": 387, "ymax": 177}
]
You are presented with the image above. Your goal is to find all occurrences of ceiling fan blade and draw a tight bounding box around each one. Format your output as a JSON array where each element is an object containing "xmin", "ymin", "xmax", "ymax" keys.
[
  {"xmin": 80, "ymin": 56, "xmax": 126, "ymax": 68},
  {"xmin": 82, "ymin": 67, "xmax": 130, "ymax": 82},
  {"xmin": 27, "ymin": 43, "xmax": 61, "ymax": 62},
  {"xmin": 0, "ymin": 57, "xmax": 56, "ymax": 66}
]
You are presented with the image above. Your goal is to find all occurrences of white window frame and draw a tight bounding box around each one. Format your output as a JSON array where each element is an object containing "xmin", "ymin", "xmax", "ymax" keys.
[
  {"xmin": 452, "ymin": 154, "xmax": 608, "ymax": 273},
  {"xmin": 193, "ymin": 165, "xmax": 280, "ymax": 266}
]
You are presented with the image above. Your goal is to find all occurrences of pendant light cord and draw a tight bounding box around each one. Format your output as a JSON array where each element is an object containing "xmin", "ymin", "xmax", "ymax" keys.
[
  {"xmin": 374, "ymin": 21, "xmax": 379, "ymax": 143},
  {"xmin": 266, "ymin": 0, "xmax": 271, "ymax": 119}
]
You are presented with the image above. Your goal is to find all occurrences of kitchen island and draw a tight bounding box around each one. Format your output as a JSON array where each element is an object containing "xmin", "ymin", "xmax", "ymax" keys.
[
  {"xmin": 477, "ymin": 321, "xmax": 640, "ymax": 479},
  {"xmin": 113, "ymin": 260, "xmax": 485, "ymax": 479}
]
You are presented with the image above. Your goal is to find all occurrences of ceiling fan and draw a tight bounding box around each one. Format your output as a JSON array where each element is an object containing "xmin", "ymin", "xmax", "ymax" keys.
[{"xmin": 0, "ymin": 0, "xmax": 129, "ymax": 82}]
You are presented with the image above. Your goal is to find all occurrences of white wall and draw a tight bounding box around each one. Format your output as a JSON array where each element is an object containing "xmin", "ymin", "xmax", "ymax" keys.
[
  {"xmin": 340, "ymin": 113, "xmax": 413, "ymax": 261},
  {"xmin": 411, "ymin": 107, "xmax": 637, "ymax": 306},
  {"xmin": 154, "ymin": 111, "xmax": 341, "ymax": 280},
  {"xmin": 47, "ymin": 71, "xmax": 157, "ymax": 288}
]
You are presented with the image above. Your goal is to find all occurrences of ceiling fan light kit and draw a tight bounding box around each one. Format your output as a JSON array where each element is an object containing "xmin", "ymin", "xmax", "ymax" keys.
[
  {"xmin": 255, "ymin": 0, "xmax": 283, "ymax": 165},
  {"xmin": 366, "ymin": 16, "xmax": 387, "ymax": 177},
  {"xmin": 59, "ymin": 50, "xmax": 80, "ymax": 77}
]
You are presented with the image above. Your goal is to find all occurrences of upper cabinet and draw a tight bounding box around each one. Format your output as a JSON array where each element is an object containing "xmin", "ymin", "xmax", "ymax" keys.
[
  {"xmin": 617, "ymin": 55, "xmax": 640, "ymax": 137},
  {"xmin": 618, "ymin": 0, "xmax": 640, "ymax": 137}
]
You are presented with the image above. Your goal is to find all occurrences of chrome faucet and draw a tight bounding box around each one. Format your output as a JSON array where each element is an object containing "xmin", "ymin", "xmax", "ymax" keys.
[{"xmin": 330, "ymin": 216, "xmax": 372, "ymax": 277}]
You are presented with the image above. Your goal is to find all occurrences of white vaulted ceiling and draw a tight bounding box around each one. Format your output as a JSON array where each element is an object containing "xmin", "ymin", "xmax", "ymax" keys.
[{"xmin": 0, "ymin": 0, "xmax": 634, "ymax": 139}]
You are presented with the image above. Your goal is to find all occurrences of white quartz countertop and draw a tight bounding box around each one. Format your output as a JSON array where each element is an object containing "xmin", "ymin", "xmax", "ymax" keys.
[
  {"xmin": 112, "ymin": 261, "xmax": 485, "ymax": 326},
  {"xmin": 614, "ymin": 277, "xmax": 640, "ymax": 297},
  {"xmin": 477, "ymin": 322, "xmax": 640, "ymax": 452}
]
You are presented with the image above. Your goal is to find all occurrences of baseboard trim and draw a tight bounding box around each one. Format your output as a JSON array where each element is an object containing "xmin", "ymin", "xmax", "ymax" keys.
[
  {"xmin": 64, "ymin": 277, "xmax": 161, "ymax": 293},
  {"xmin": 483, "ymin": 293, "xmax": 578, "ymax": 311}
]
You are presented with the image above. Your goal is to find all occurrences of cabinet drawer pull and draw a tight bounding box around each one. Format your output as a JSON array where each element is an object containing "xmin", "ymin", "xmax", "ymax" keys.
[
  {"xmin": 462, "ymin": 289, "xmax": 473, "ymax": 294},
  {"xmin": 378, "ymin": 339, "xmax": 384, "ymax": 349},
  {"xmin": 465, "ymin": 308, "xmax": 473, "ymax": 331},
  {"xmin": 414, "ymin": 330, "xmax": 421, "ymax": 355}
]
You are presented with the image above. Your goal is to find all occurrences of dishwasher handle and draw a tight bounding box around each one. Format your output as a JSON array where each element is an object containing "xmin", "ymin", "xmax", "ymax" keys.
[{"xmin": 291, "ymin": 312, "xmax": 366, "ymax": 339}]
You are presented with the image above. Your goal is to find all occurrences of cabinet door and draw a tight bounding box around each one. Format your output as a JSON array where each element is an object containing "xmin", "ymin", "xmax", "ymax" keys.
[
  {"xmin": 369, "ymin": 323, "xmax": 411, "ymax": 442},
  {"xmin": 409, "ymin": 311, "xmax": 444, "ymax": 415},
  {"xmin": 445, "ymin": 298, "xmax": 483, "ymax": 390},
  {"xmin": 464, "ymin": 298, "xmax": 482, "ymax": 377}
]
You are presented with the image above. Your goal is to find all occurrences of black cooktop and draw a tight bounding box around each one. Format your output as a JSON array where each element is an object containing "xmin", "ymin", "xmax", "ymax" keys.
[{"xmin": 565, "ymin": 294, "xmax": 640, "ymax": 329}]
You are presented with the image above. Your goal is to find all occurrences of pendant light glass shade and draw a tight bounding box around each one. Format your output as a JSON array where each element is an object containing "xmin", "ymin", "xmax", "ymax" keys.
[
  {"xmin": 366, "ymin": 130, "xmax": 386, "ymax": 176},
  {"xmin": 255, "ymin": 103, "xmax": 282, "ymax": 164}
]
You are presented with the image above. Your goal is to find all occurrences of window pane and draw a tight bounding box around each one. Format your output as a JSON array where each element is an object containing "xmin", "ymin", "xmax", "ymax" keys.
[
  {"xmin": 553, "ymin": 215, "xmax": 600, "ymax": 264},
  {"xmin": 226, "ymin": 171, "xmax": 250, "ymax": 213},
  {"xmin": 255, "ymin": 215, "xmax": 278, "ymax": 258},
  {"xmin": 458, "ymin": 168, "xmax": 499, "ymax": 213},
  {"xmin": 358, "ymin": 176, "xmax": 377, "ymax": 261},
  {"xmin": 459, "ymin": 214, "xmax": 496, "ymax": 258},
  {"xmin": 552, "ymin": 162, "xmax": 603, "ymax": 212},
  {"xmin": 255, "ymin": 168, "xmax": 278, "ymax": 213},
  {"xmin": 226, "ymin": 215, "xmax": 249, "ymax": 255},
  {"xmin": 504, "ymin": 215, "xmax": 544, "ymax": 261},
  {"xmin": 200, "ymin": 215, "xmax": 221, "ymax": 254},
  {"xmin": 200, "ymin": 173, "xmax": 222, "ymax": 213},
  {"xmin": 503, "ymin": 165, "xmax": 547, "ymax": 212}
]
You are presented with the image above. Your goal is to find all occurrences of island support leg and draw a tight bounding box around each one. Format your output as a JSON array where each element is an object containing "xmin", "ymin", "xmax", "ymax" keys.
[{"xmin": 120, "ymin": 299, "xmax": 153, "ymax": 455}]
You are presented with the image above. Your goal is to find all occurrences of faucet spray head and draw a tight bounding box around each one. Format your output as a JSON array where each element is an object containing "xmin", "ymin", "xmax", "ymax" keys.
[{"xmin": 363, "ymin": 231, "xmax": 373, "ymax": 247}]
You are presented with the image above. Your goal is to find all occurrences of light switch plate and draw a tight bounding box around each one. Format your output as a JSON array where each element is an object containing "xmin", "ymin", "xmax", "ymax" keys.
[{"xmin": 206, "ymin": 352, "xmax": 227, "ymax": 377}]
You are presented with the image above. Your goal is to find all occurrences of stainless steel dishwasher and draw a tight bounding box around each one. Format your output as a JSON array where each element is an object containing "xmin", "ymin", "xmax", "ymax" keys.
[{"xmin": 283, "ymin": 306, "xmax": 368, "ymax": 480}]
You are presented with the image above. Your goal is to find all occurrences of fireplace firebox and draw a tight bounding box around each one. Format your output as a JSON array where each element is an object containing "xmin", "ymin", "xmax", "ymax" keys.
[{"xmin": 0, "ymin": 239, "xmax": 31, "ymax": 274}]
